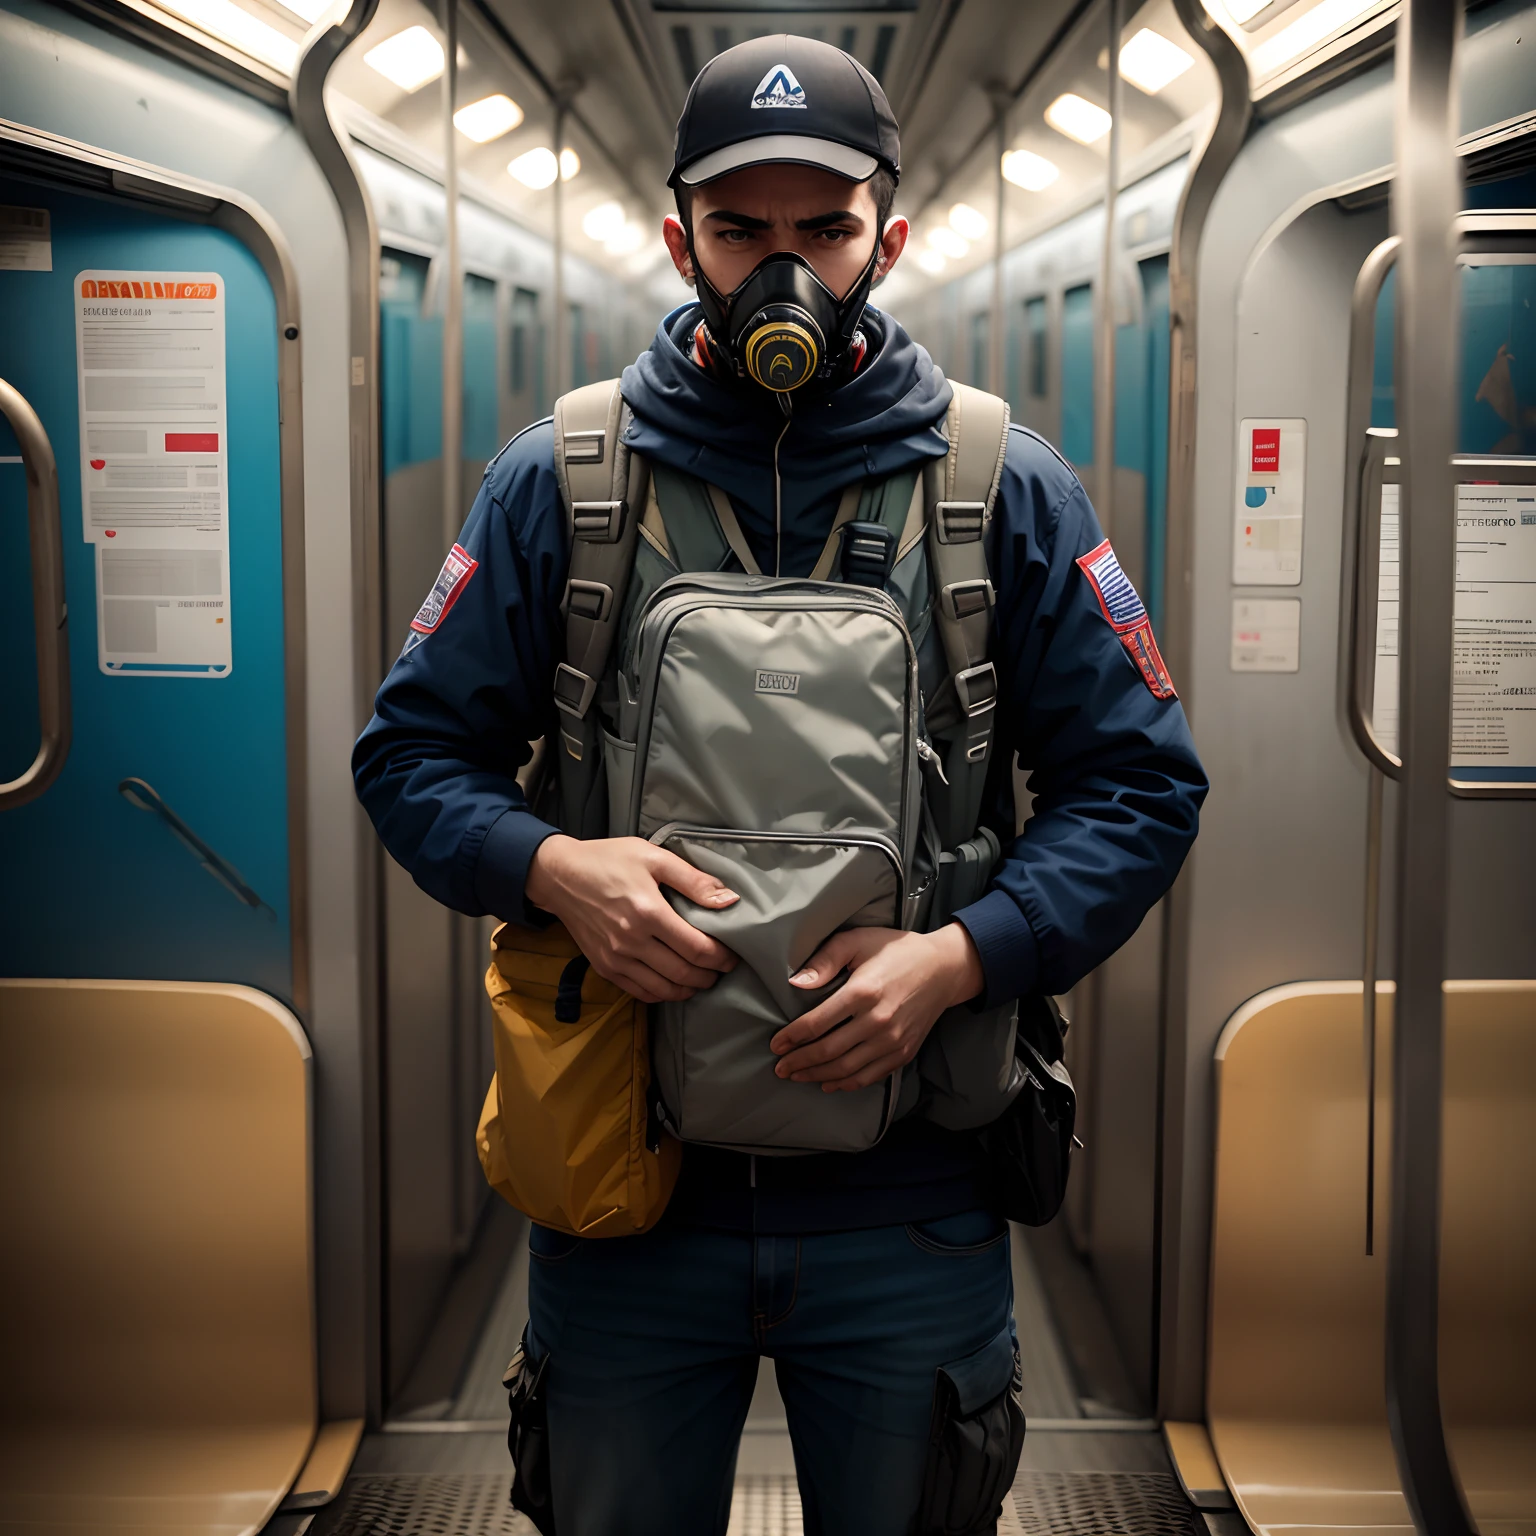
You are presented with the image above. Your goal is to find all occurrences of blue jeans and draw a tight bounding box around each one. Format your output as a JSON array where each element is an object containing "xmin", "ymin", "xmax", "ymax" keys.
[{"xmin": 524, "ymin": 1208, "xmax": 1015, "ymax": 1536}]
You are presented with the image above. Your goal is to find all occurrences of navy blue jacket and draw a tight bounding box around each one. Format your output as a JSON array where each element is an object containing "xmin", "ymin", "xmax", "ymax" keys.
[{"xmin": 353, "ymin": 305, "xmax": 1207, "ymax": 1232}]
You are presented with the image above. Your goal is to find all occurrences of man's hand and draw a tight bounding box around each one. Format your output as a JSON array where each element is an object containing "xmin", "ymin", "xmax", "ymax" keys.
[
  {"xmin": 770, "ymin": 923, "xmax": 986, "ymax": 1092},
  {"xmin": 526, "ymin": 834, "xmax": 739, "ymax": 1004}
]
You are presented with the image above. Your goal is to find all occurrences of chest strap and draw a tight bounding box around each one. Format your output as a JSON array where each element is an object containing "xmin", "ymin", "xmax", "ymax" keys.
[
  {"xmin": 925, "ymin": 382, "xmax": 1011, "ymax": 848},
  {"xmin": 552, "ymin": 380, "xmax": 645, "ymax": 836}
]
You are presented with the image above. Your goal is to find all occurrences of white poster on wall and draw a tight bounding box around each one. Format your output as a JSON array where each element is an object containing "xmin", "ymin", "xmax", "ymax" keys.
[
  {"xmin": 1231, "ymin": 597, "xmax": 1301, "ymax": 672},
  {"xmin": 74, "ymin": 271, "xmax": 232, "ymax": 677},
  {"xmin": 1233, "ymin": 418, "xmax": 1306, "ymax": 586},
  {"xmin": 1373, "ymin": 481, "xmax": 1536, "ymax": 776}
]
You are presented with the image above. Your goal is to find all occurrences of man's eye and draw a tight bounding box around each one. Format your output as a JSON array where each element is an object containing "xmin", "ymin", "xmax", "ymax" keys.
[
  {"xmin": 817, "ymin": 229, "xmax": 852, "ymax": 243},
  {"xmin": 720, "ymin": 229, "xmax": 753, "ymax": 243}
]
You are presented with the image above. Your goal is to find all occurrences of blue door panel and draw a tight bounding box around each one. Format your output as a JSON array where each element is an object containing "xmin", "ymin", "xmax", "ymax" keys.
[{"xmin": 0, "ymin": 178, "xmax": 291, "ymax": 1001}]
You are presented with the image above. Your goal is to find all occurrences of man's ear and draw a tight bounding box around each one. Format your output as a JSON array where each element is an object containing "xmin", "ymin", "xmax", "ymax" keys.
[
  {"xmin": 875, "ymin": 214, "xmax": 909, "ymax": 280},
  {"xmin": 663, "ymin": 215, "xmax": 695, "ymax": 286}
]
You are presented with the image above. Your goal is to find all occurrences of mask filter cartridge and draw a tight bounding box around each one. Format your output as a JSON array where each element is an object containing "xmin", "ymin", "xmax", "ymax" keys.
[{"xmin": 743, "ymin": 308, "xmax": 823, "ymax": 392}]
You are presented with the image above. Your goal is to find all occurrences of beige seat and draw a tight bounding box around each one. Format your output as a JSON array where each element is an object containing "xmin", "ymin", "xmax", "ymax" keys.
[
  {"xmin": 1204, "ymin": 981, "xmax": 1536, "ymax": 1536},
  {"xmin": 0, "ymin": 980, "xmax": 318, "ymax": 1535}
]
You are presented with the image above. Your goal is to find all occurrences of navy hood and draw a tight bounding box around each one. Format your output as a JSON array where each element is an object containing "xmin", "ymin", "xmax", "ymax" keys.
[{"xmin": 620, "ymin": 303, "xmax": 952, "ymax": 575}]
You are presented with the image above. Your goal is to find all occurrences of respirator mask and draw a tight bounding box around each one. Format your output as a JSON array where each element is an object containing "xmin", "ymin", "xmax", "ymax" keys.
[{"xmin": 691, "ymin": 244, "xmax": 880, "ymax": 394}]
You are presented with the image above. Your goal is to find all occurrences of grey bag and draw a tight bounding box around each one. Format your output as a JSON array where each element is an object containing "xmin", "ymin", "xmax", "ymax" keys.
[{"xmin": 550, "ymin": 377, "xmax": 1026, "ymax": 1155}]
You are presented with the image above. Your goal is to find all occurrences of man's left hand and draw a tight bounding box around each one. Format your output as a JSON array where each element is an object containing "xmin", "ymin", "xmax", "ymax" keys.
[{"xmin": 771, "ymin": 923, "xmax": 986, "ymax": 1092}]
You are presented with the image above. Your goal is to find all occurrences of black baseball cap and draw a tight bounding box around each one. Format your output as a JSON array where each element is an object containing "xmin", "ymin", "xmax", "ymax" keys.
[{"xmin": 670, "ymin": 35, "xmax": 901, "ymax": 190}]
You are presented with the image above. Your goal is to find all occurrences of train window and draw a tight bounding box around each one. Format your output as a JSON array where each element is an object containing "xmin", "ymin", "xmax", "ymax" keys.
[
  {"xmin": 463, "ymin": 274, "xmax": 499, "ymax": 464},
  {"xmin": 970, "ymin": 311, "xmax": 989, "ymax": 390},
  {"xmin": 1060, "ymin": 283, "xmax": 1094, "ymax": 469},
  {"xmin": 1024, "ymin": 296, "xmax": 1048, "ymax": 398},
  {"xmin": 510, "ymin": 287, "xmax": 534, "ymax": 395},
  {"xmin": 379, "ymin": 248, "xmax": 439, "ymax": 479},
  {"xmin": 569, "ymin": 301, "xmax": 588, "ymax": 389},
  {"xmin": 1370, "ymin": 258, "xmax": 1536, "ymax": 453},
  {"xmin": 1139, "ymin": 257, "xmax": 1171, "ymax": 632}
]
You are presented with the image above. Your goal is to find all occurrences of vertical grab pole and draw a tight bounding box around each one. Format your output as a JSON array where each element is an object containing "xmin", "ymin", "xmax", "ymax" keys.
[
  {"xmin": 441, "ymin": 0, "xmax": 462, "ymax": 551},
  {"xmin": 1093, "ymin": 0, "xmax": 1122, "ymax": 539},
  {"xmin": 989, "ymin": 95, "xmax": 1006, "ymax": 400},
  {"xmin": 552, "ymin": 99, "xmax": 568, "ymax": 402},
  {"xmin": 1386, "ymin": 0, "xmax": 1474, "ymax": 1528},
  {"xmin": 439, "ymin": 0, "xmax": 471, "ymax": 1183}
]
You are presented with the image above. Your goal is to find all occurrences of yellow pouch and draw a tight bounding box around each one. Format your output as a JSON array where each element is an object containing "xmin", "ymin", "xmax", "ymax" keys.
[{"xmin": 475, "ymin": 922, "xmax": 680, "ymax": 1237}]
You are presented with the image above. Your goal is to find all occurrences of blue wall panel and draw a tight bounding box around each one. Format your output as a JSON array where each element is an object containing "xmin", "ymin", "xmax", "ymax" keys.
[{"xmin": 0, "ymin": 177, "xmax": 291, "ymax": 1001}]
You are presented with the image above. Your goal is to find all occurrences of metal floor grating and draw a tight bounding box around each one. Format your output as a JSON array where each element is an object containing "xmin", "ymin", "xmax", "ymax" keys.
[
  {"xmin": 312, "ymin": 1468, "xmax": 1200, "ymax": 1536},
  {"xmin": 1011, "ymin": 1471, "xmax": 1204, "ymax": 1535},
  {"xmin": 726, "ymin": 1474, "xmax": 803, "ymax": 1535},
  {"xmin": 313, "ymin": 1474, "xmax": 533, "ymax": 1535}
]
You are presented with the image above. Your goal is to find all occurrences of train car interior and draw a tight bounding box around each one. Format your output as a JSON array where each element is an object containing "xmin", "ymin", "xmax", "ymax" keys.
[{"xmin": 0, "ymin": 0, "xmax": 1532, "ymax": 1529}]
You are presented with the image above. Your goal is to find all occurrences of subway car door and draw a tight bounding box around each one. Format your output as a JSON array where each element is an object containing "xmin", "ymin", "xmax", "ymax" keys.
[
  {"xmin": 0, "ymin": 163, "xmax": 314, "ymax": 1520},
  {"xmin": 0, "ymin": 175, "xmax": 296, "ymax": 999}
]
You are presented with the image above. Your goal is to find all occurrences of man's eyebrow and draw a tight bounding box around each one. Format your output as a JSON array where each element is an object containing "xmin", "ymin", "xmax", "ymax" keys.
[
  {"xmin": 796, "ymin": 211, "xmax": 863, "ymax": 231},
  {"xmin": 703, "ymin": 210, "xmax": 772, "ymax": 231}
]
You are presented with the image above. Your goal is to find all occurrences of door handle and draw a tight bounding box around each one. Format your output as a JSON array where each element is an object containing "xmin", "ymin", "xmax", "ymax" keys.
[{"xmin": 0, "ymin": 376, "xmax": 70, "ymax": 810}]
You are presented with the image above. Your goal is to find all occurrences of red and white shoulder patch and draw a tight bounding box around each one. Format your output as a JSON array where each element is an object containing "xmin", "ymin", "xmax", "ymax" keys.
[
  {"xmin": 411, "ymin": 543, "xmax": 479, "ymax": 636},
  {"xmin": 1075, "ymin": 539, "xmax": 1177, "ymax": 700}
]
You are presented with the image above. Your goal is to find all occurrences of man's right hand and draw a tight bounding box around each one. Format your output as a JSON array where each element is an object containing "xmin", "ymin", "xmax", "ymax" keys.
[{"xmin": 525, "ymin": 834, "xmax": 739, "ymax": 1004}]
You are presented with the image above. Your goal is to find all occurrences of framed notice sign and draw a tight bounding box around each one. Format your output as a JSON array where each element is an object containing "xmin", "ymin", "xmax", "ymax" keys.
[
  {"xmin": 75, "ymin": 271, "xmax": 232, "ymax": 676},
  {"xmin": 1371, "ymin": 464, "xmax": 1536, "ymax": 791}
]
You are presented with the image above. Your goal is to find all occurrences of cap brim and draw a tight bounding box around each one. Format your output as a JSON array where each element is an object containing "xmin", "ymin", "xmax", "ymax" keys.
[{"xmin": 676, "ymin": 134, "xmax": 879, "ymax": 188}]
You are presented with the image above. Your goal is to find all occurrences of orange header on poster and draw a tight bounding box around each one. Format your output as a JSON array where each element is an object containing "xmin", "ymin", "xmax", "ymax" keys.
[{"xmin": 79, "ymin": 278, "xmax": 219, "ymax": 300}]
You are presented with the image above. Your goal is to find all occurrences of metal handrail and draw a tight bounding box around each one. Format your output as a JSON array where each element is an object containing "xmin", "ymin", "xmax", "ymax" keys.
[
  {"xmin": 1384, "ymin": 0, "xmax": 1475, "ymax": 1526},
  {"xmin": 0, "ymin": 376, "xmax": 70, "ymax": 810}
]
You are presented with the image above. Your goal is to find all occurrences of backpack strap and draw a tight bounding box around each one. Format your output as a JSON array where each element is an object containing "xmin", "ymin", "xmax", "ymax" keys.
[
  {"xmin": 552, "ymin": 379, "xmax": 647, "ymax": 834},
  {"xmin": 924, "ymin": 381, "xmax": 1011, "ymax": 848}
]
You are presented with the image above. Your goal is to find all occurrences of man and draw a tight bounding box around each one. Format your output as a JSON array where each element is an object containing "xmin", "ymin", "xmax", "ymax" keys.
[{"xmin": 354, "ymin": 33, "xmax": 1205, "ymax": 1536}]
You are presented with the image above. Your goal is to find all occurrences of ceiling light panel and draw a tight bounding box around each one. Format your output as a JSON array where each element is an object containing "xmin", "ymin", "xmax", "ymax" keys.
[
  {"xmin": 1045, "ymin": 93, "xmax": 1112, "ymax": 144},
  {"xmin": 274, "ymin": 0, "xmax": 332, "ymax": 22},
  {"xmin": 509, "ymin": 148, "xmax": 557, "ymax": 189},
  {"xmin": 606, "ymin": 224, "xmax": 646, "ymax": 257},
  {"xmin": 363, "ymin": 25, "xmax": 443, "ymax": 92},
  {"xmin": 948, "ymin": 202, "xmax": 988, "ymax": 240},
  {"xmin": 916, "ymin": 250, "xmax": 947, "ymax": 276},
  {"xmin": 582, "ymin": 201, "xmax": 626, "ymax": 241},
  {"xmin": 155, "ymin": 0, "xmax": 299, "ymax": 71},
  {"xmin": 508, "ymin": 147, "xmax": 581, "ymax": 189},
  {"xmin": 1250, "ymin": 0, "xmax": 1378, "ymax": 72},
  {"xmin": 1001, "ymin": 149, "xmax": 1060, "ymax": 191},
  {"xmin": 454, "ymin": 93, "xmax": 524, "ymax": 143},
  {"xmin": 1118, "ymin": 28, "xmax": 1195, "ymax": 92},
  {"xmin": 1206, "ymin": 0, "xmax": 1271, "ymax": 22},
  {"xmin": 926, "ymin": 227, "xmax": 968, "ymax": 260}
]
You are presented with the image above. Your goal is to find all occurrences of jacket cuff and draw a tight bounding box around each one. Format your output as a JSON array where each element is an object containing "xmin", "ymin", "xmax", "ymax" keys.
[
  {"xmin": 953, "ymin": 889, "xmax": 1041, "ymax": 1009},
  {"xmin": 472, "ymin": 808, "xmax": 561, "ymax": 924}
]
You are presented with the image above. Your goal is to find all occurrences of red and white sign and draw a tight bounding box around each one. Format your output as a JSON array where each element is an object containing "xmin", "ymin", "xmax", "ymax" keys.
[{"xmin": 1233, "ymin": 418, "xmax": 1307, "ymax": 588}]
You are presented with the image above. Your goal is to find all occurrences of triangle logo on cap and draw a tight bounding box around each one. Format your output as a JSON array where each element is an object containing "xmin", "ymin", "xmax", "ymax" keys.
[{"xmin": 752, "ymin": 64, "xmax": 807, "ymax": 110}]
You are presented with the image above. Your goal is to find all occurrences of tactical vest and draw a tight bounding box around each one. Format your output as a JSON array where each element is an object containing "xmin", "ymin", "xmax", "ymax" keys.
[{"xmin": 541, "ymin": 378, "xmax": 1025, "ymax": 1155}]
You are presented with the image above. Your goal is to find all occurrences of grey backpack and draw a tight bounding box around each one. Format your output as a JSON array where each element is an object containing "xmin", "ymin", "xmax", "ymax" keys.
[{"xmin": 544, "ymin": 377, "xmax": 1025, "ymax": 1155}]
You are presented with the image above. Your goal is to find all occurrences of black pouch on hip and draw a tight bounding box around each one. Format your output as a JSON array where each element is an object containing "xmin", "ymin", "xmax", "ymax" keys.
[
  {"xmin": 911, "ymin": 1329, "xmax": 1027, "ymax": 1535},
  {"xmin": 978, "ymin": 994, "xmax": 1078, "ymax": 1227},
  {"xmin": 505, "ymin": 1333, "xmax": 556, "ymax": 1535}
]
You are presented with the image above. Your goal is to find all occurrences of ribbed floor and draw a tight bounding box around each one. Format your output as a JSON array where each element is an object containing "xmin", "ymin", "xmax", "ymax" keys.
[{"xmin": 311, "ymin": 1466, "xmax": 1201, "ymax": 1535}]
